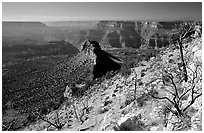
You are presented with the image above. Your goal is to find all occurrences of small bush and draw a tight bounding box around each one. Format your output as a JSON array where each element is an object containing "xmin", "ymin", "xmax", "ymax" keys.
[{"xmin": 136, "ymin": 93, "xmax": 152, "ymax": 107}]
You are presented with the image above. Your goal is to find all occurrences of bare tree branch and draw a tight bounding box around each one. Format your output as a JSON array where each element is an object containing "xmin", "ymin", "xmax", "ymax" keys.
[
  {"xmin": 39, "ymin": 115, "xmax": 61, "ymax": 129},
  {"xmin": 180, "ymin": 23, "xmax": 195, "ymax": 40},
  {"xmin": 178, "ymin": 88, "xmax": 192, "ymax": 102},
  {"xmin": 165, "ymin": 105, "xmax": 176, "ymax": 115},
  {"xmin": 183, "ymin": 93, "xmax": 202, "ymax": 113},
  {"xmin": 177, "ymin": 23, "xmax": 196, "ymax": 82},
  {"xmin": 162, "ymin": 87, "xmax": 176, "ymax": 97},
  {"xmin": 150, "ymin": 94, "xmax": 175, "ymax": 105}
]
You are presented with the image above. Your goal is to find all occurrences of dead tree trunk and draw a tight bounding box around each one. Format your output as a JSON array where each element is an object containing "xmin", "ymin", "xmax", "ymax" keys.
[
  {"xmin": 177, "ymin": 23, "xmax": 195, "ymax": 82},
  {"xmin": 178, "ymin": 41, "xmax": 188, "ymax": 82},
  {"xmin": 134, "ymin": 73, "xmax": 137, "ymax": 101}
]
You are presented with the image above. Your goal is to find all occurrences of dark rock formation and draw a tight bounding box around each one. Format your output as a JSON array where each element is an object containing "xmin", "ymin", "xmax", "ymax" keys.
[
  {"xmin": 149, "ymin": 38, "xmax": 156, "ymax": 48},
  {"xmin": 82, "ymin": 40, "xmax": 123, "ymax": 79},
  {"xmin": 157, "ymin": 39, "xmax": 163, "ymax": 48}
]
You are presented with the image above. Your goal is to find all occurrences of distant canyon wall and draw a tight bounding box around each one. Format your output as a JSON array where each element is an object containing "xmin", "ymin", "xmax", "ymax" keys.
[
  {"xmin": 2, "ymin": 21, "xmax": 195, "ymax": 49},
  {"xmin": 92, "ymin": 21, "xmax": 183, "ymax": 49}
]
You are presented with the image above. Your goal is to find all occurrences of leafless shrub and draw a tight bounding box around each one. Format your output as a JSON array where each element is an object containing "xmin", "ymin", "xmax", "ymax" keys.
[
  {"xmin": 35, "ymin": 109, "xmax": 68, "ymax": 130},
  {"xmin": 72, "ymin": 96, "xmax": 90, "ymax": 124},
  {"xmin": 147, "ymin": 22, "xmax": 202, "ymax": 118},
  {"xmin": 149, "ymin": 65, "xmax": 201, "ymax": 117},
  {"xmin": 172, "ymin": 22, "xmax": 196, "ymax": 82},
  {"xmin": 40, "ymin": 113, "xmax": 63, "ymax": 130}
]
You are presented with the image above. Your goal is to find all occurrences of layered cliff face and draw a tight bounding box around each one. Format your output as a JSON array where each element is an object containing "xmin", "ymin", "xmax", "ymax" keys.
[
  {"xmin": 96, "ymin": 21, "xmax": 182, "ymax": 49},
  {"xmin": 72, "ymin": 20, "xmax": 188, "ymax": 49},
  {"xmin": 2, "ymin": 21, "xmax": 194, "ymax": 49}
]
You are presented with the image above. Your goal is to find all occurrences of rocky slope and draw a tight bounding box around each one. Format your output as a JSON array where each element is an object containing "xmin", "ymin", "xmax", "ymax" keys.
[{"xmin": 21, "ymin": 33, "xmax": 202, "ymax": 131}]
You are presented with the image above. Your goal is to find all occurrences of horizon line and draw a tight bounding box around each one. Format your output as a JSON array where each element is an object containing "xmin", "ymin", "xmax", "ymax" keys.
[{"xmin": 2, "ymin": 18, "xmax": 202, "ymax": 23}]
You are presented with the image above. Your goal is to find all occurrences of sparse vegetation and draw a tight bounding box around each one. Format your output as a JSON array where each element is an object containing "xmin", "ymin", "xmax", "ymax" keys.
[
  {"xmin": 2, "ymin": 20, "xmax": 202, "ymax": 131},
  {"xmin": 37, "ymin": 111, "xmax": 65, "ymax": 130},
  {"xmin": 146, "ymin": 23, "xmax": 202, "ymax": 122}
]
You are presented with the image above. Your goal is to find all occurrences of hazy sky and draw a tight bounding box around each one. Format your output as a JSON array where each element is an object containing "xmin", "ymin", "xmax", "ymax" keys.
[{"xmin": 2, "ymin": 2, "xmax": 202, "ymax": 21}]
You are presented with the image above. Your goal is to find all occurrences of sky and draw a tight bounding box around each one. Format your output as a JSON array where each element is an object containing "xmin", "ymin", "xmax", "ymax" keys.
[{"xmin": 2, "ymin": 2, "xmax": 202, "ymax": 21}]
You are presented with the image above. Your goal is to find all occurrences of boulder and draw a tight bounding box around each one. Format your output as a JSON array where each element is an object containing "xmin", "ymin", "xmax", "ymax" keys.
[{"xmin": 114, "ymin": 114, "xmax": 145, "ymax": 131}]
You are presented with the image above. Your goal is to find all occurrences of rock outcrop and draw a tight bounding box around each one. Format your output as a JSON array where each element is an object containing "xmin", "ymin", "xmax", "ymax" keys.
[{"xmin": 82, "ymin": 40, "xmax": 123, "ymax": 79}]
